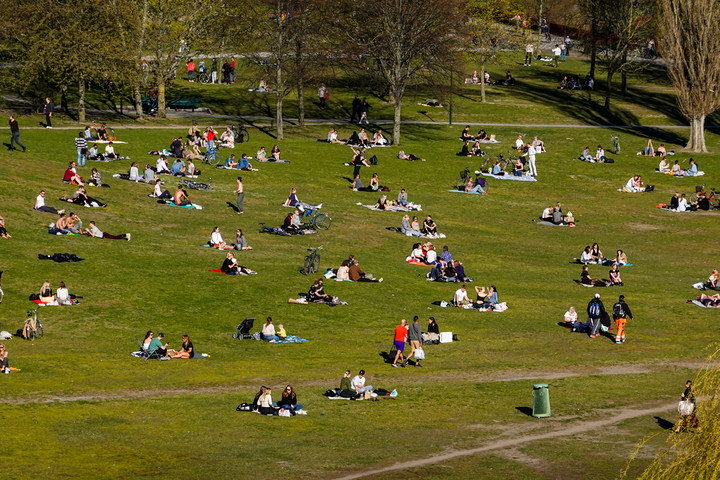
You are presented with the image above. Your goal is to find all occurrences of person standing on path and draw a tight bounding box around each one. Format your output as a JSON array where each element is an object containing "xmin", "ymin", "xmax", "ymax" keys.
[
  {"xmin": 211, "ymin": 58, "xmax": 218, "ymax": 84},
  {"xmin": 318, "ymin": 83, "xmax": 327, "ymax": 108},
  {"xmin": 8, "ymin": 116, "xmax": 25, "ymax": 152},
  {"xmin": 351, "ymin": 95, "xmax": 361, "ymax": 123},
  {"xmin": 526, "ymin": 143, "xmax": 537, "ymax": 177},
  {"xmin": 43, "ymin": 97, "xmax": 54, "ymax": 128},
  {"xmin": 524, "ymin": 43, "xmax": 534, "ymax": 66},
  {"xmin": 612, "ymin": 295, "xmax": 633, "ymax": 344},
  {"xmin": 359, "ymin": 97, "xmax": 370, "ymax": 124},
  {"xmin": 587, "ymin": 293, "xmax": 606, "ymax": 338},
  {"xmin": 405, "ymin": 316, "xmax": 423, "ymax": 367},
  {"xmin": 234, "ymin": 176, "xmax": 244, "ymax": 214},
  {"xmin": 391, "ymin": 319, "xmax": 408, "ymax": 368},
  {"xmin": 560, "ymin": 42, "xmax": 567, "ymax": 62}
]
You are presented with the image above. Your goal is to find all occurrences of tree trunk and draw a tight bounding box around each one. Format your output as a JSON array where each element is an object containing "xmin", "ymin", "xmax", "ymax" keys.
[
  {"xmin": 134, "ymin": 84, "xmax": 144, "ymax": 121},
  {"xmin": 158, "ymin": 82, "xmax": 166, "ymax": 118},
  {"xmin": 604, "ymin": 70, "xmax": 614, "ymax": 109},
  {"xmin": 297, "ymin": 77, "xmax": 304, "ymax": 127},
  {"xmin": 480, "ymin": 60, "xmax": 486, "ymax": 103},
  {"xmin": 78, "ymin": 78, "xmax": 86, "ymax": 122},
  {"xmin": 296, "ymin": 39, "xmax": 305, "ymax": 127},
  {"xmin": 393, "ymin": 93, "xmax": 402, "ymax": 145},
  {"xmin": 276, "ymin": 63, "xmax": 284, "ymax": 140},
  {"xmin": 687, "ymin": 115, "xmax": 707, "ymax": 152},
  {"xmin": 621, "ymin": 51, "xmax": 628, "ymax": 93},
  {"xmin": 589, "ymin": 14, "xmax": 598, "ymax": 78}
]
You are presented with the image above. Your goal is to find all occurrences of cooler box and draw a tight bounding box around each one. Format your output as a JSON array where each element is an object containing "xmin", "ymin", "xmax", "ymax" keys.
[{"xmin": 439, "ymin": 331, "xmax": 453, "ymax": 343}]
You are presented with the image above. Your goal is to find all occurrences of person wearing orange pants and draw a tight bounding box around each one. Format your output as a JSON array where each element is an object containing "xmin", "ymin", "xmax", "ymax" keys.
[{"xmin": 611, "ymin": 295, "xmax": 633, "ymax": 344}]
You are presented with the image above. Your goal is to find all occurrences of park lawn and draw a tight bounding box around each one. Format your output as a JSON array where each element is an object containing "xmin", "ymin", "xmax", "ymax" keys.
[{"xmin": 0, "ymin": 120, "xmax": 718, "ymax": 479}]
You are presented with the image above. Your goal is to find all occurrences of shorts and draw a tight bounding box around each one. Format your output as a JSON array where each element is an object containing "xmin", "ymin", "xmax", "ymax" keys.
[
  {"xmin": 410, "ymin": 340, "xmax": 421, "ymax": 349},
  {"xmin": 394, "ymin": 341, "xmax": 405, "ymax": 351}
]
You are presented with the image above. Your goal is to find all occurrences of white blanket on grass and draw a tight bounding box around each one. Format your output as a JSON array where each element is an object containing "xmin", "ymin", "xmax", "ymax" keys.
[{"xmin": 482, "ymin": 172, "xmax": 537, "ymax": 182}]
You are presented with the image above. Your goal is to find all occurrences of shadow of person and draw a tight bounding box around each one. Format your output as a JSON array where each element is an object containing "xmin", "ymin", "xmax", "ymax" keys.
[{"xmin": 654, "ymin": 416, "xmax": 674, "ymax": 430}]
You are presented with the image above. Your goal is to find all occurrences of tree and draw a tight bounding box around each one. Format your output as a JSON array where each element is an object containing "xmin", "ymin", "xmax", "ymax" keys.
[
  {"xmin": 659, "ymin": 0, "xmax": 720, "ymax": 152},
  {"xmin": 595, "ymin": 0, "xmax": 653, "ymax": 109},
  {"xmin": 339, "ymin": 0, "xmax": 464, "ymax": 145}
]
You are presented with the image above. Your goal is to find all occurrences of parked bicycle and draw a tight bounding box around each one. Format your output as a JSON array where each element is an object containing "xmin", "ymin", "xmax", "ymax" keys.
[
  {"xmin": 298, "ymin": 206, "xmax": 331, "ymax": 230},
  {"xmin": 202, "ymin": 146, "xmax": 220, "ymax": 166},
  {"xmin": 455, "ymin": 167, "xmax": 483, "ymax": 191},
  {"xmin": 179, "ymin": 177, "xmax": 213, "ymax": 191},
  {"xmin": 23, "ymin": 308, "xmax": 43, "ymax": 341},
  {"xmin": 303, "ymin": 246, "xmax": 322, "ymax": 275},
  {"xmin": 231, "ymin": 123, "xmax": 250, "ymax": 144}
]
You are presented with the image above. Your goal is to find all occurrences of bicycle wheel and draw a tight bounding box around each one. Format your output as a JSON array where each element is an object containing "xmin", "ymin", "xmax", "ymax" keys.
[
  {"xmin": 303, "ymin": 257, "xmax": 313, "ymax": 275},
  {"xmin": 311, "ymin": 253, "xmax": 320, "ymax": 274},
  {"xmin": 36, "ymin": 323, "xmax": 44, "ymax": 337},
  {"xmin": 27, "ymin": 327, "xmax": 35, "ymax": 341},
  {"xmin": 199, "ymin": 73, "xmax": 211, "ymax": 84},
  {"xmin": 312, "ymin": 213, "xmax": 331, "ymax": 230},
  {"xmin": 236, "ymin": 127, "xmax": 249, "ymax": 144}
]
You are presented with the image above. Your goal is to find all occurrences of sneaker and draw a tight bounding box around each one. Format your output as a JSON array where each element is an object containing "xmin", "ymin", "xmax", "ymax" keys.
[
  {"xmin": 378, "ymin": 278, "xmax": 384, "ymax": 283},
  {"xmin": 391, "ymin": 363, "xmax": 398, "ymax": 368},
  {"xmin": 126, "ymin": 233, "xmax": 131, "ymax": 241},
  {"xmin": 4, "ymin": 369, "xmax": 9, "ymax": 374},
  {"xmin": 317, "ymin": 203, "xmax": 323, "ymax": 209}
]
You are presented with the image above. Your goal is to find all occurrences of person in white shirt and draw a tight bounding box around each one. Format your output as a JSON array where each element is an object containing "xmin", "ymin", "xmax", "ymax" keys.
[
  {"xmin": 210, "ymin": 226, "xmax": 227, "ymax": 249},
  {"xmin": 129, "ymin": 162, "xmax": 143, "ymax": 181},
  {"xmin": 104, "ymin": 142, "xmax": 119, "ymax": 159},
  {"xmin": 156, "ymin": 156, "xmax": 170, "ymax": 174},
  {"xmin": 540, "ymin": 206, "xmax": 553, "ymax": 221},
  {"xmin": 676, "ymin": 193, "xmax": 689, "ymax": 212},
  {"xmin": 564, "ymin": 306, "xmax": 578, "ymax": 325},
  {"xmin": 595, "ymin": 145, "xmax": 606, "ymax": 162},
  {"xmin": 515, "ymin": 135, "xmax": 524, "ymax": 150},
  {"xmin": 454, "ymin": 284, "xmax": 471, "ymax": 306},
  {"xmin": 552, "ymin": 44, "xmax": 561, "ymax": 68},
  {"xmin": 351, "ymin": 370, "xmax": 372, "ymax": 394},
  {"xmin": 261, "ymin": 317, "xmax": 278, "ymax": 341},
  {"xmin": 55, "ymin": 281, "xmax": 71, "ymax": 304},
  {"xmin": 524, "ymin": 43, "xmax": 534, "ymax": 66},
  {"xmin": 526, "ymin": 143, "xmax": 537, "ymax": 177}
]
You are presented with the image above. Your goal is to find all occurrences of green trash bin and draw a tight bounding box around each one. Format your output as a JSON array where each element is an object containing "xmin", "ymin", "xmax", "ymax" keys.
[{"xmin": 532, "ymin": 383, "xmax": 551, "ymax": 418}]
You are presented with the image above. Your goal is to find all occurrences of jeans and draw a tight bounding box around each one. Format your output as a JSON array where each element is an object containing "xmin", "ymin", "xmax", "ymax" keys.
[
  {"xmin": 528, "ymin": 158, "xmax": 537, "ymax": 176},
  {"xmin": 77, "ymin": 148, "xmax": 86, "ymax": 166},
  {"xmin": 188, "ymin": 71, "xmax": 194, "ymax": 82},
  {"xmin": 10, "ymin": 131, "xmax": 25, "ymax": 151},
  {"xmin": 469, "ymin": 185, "xmax": 485, "ymax": 194},
  {"xmin": 561, "ymin": 50, "xmax": 566, "ymax": 61},
  {"xmin": 589, "ymin": 316, "xmax": 601, "ymax": 336},
  {"xmin": 211, "ymin": 71, "xmax": 217, "ymax": 83},
  {"xmin": 357, "ymin": 385, "xmax": 373, "ymax": 394}
]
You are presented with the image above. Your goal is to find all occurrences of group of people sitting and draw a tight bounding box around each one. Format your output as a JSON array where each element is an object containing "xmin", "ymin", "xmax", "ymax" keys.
[
  {"xmin": 558, "ymin": 74, "xmax": 594, "ymax": 90},
  {"xmin": 30, "ymin": 280, "xmax": 78, "ymax": 305},
  {"xmin": 579, "ymin": 244, "xmax": 628, "ymax": 266},
  {"xmin": 621, "ymin": 175, "xmax": 653, "ymax": 193},
  {"xmin": 453, "ymin": 283, "xmax": 499, "ymax": 310},
  {"xmin": 407, "ymin": 243, "xmax": 472, "ymax": 281},
  {"xmin": 141, "ymin": 331, "xmax": 195, "ymax": 359},
  {"xmin": 579, "ymin": 264, "xmax": 624, "ymax": 287},
  {"xmin": 400, "ymin": 214, "xmax": 441, "ymax": 238},
  {"xmin": 351, "ymin": 172, "xmax": 389, "ymax": 193},
  {"xmin": 464, "ymin": 70, "xmax": 490, "ymax": 84},
  {"xmin": 209, "ymin": 226, "xmax": 252, "ymax": 250},
  {"xmin": 324, "ymin": 127, "xmax": 390, "ymax": 147},
  {"xmin": 84, "ymin": 123, "xmax": 113, "ymax": 141},
  {"xmin": 578, "ymin": 145, "xmax": 610, "ymax": 163},
  {"xmin": 667, "ymin": 191, "xmax": 711, "ymax": 212},
  {"xmin": 459, "ymin": 126, "xmax": 498, "ymax": 144},
  {"xmin": 247, "ymin": 384, "xmax": 304, "ymax": 415},
  {"xmin": 658, "ymin": 158, "xmax": 700, "ymax": 177},
  {"xmin": 539, "ymin": 202, "xmax": 574, "ymax": 226}
]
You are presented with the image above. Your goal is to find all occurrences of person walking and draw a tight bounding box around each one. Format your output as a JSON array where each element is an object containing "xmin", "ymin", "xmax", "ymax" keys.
[
  {"xmin": 43, "ymin": 97, "xmax": 54, "ymax": 128},
  {"xmin": 8, "ymin": 115, "xmax": 25, "ymax": 152},
  {"xmin": 75, "ymin": 131, "xmax": 87, "ymax": 166},
  {"xmin": 586, "ymin": 293, "xmax": 606, "ymax": 339},
  {"xmin": 612, "ymin": 295, "xmax": 633, "ymax": 344},
  {"xmin": 351, "ymin": 94, "xmax": 361, "ymax": 123},
  {"xmin": 526, "ymin": 143, "xmax": 537, "ymax": 177},
  {"xmin": 674, "ymin": 380, "xmax": 696, "ymax": 433},
  {"xmin": 391, "ymin": 319, "xmax": 408, "ymax": 368},
  {"xmin": 524, "ymin": 43, "xmax": 534, "ymax": 66},
  {"xmin": 405, "ymin": 316, "xmax": 423, "ymax": 367},
  {"xmin": 552, "ymin": 44, "xmax": 561, "ymax": 68},
  {"xmin": 318, "ymin": 83, "xmax": 327, "ymax": 108},
  {"xmin": 359, "ymin": 97, "xmax": 370, "ymax": 124},
  {"xmin": 234, "ymin": 176, "xmax": 244, "ymax": 214}
]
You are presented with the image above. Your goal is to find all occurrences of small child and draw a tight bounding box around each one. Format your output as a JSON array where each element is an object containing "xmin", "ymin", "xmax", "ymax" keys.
[{"xmin": 277, "ymin": 324, "xmax": 287, "ymax": 339}]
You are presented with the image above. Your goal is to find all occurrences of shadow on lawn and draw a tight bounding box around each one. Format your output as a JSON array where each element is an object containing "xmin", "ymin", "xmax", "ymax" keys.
[
  {"xmin": 515, "ymin": 406, "xmax": 534, "ymax": 417},
  {"xmin": 654, "ymin": 416, "xmax": 675, "ymax": 430}
]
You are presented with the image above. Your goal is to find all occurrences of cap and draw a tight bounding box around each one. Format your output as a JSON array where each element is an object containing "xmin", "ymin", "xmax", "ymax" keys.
[
  {"xmin": 358, "ymin": 369, "xmax": 365, "ymax": 375},
  {"xmin": 594, "ymin": 293, "xmax": 600, "ymax": 299}
]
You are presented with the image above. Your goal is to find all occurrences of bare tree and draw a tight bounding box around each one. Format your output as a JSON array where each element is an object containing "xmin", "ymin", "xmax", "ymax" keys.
[
  {"xmin": 339, "ymin": 0, "xmax": 464, "ymax": 145},
  {"xmin": 660, "ymin": 0, "xmax": 720, "ymax": 152}
]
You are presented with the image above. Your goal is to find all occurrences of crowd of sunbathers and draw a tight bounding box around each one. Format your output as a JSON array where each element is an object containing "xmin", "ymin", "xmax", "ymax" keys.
[{"xmin": 324, "ymin": 127, "xmax": 390, "ymax": 147}]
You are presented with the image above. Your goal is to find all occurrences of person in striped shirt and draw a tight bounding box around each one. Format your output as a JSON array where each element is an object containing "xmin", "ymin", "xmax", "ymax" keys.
[{"xmin": 75, "ymin": 132, "xmax": 87, "ymax": 166}]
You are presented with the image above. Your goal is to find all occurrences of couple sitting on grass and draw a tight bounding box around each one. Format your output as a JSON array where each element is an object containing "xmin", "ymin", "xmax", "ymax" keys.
[
  {"xmin": 31, "ymin": 281, "xmax": 79, "ymax": 305},
  {"xmin": 222, "ymin": 153, "xmax": 253, "ymax": 170},
  {"xmin": 329, "ymin": 369, "xmax": 376, "ymax": 399},
  {"xmin": 620, "ymin": 175, "xmax": 654, "ymax": 192},
  {"xmin": 220, "ymin": 252, "xmax": 256, "ymax": 275},
  {"xmin": 142, "ymin": 331, "xmax": 194, "ymax": 359},
  {"xmin": 580, "ymin": 264, "xmax": 623, "ymax": 287},
  {"xmin": 250, "ymin": 384, "xmax": 304, "ymax": 415},
  {"xmin": 210, "ymin": 226, "xmax": 252, "ymax": 251},
  {"xmin": 333, "ymin": 255, "xmax": 382, "ymax": 282},
  {"xmin": 453, "ymin": 284, "xmax": 499, "ymax": 310}
]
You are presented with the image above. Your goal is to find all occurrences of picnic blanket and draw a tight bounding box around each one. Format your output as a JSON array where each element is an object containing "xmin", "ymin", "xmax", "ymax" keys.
[
  {"xmin": 655, "ymin": 170, "xmax": 704, "ymax": 177},
  {"xmin": 208, "ymin": 268, "xmax": 257, "ymax": 275},
  {"xmin": 656, "ymin": 206, "xmax": 695, "ymax": 212},
  {"xmin": 482, "ymin": 172, "xmax": 537, "ymax": 182},
  {"xmin": 131, "ymin": 351, "xmax": 210, "ymax": 358},
  {"xmin": 690, "ymin": 299, "xmax": 714, "ymax": 308},
  {"xmin": 288, "ymin": 295, "xmax": 348, "ymax": 306},
  {"xmin": 447, "ymin": 190, "xmax": 485, "ymax": 195},
  {"xmin": 537, "ymin": 221, "xmax": 573, "ymax": 227},
  {"xmin": 31, "ymin": 299, "xmax": 79, "ymax": 306},
  {"xmin": 47, "ymin": 230, "xmax": 80, "ymax": 236},
  {"xmin": 358, "ymin": 202, "xmax": 421, "ymax": 212},
  {"xmin": 94, "ymin": 140, "xmax": 128, "ymax": 144},
  {"xmin": 692, "ymin": 282, "xmax": 717, "ymax": 290},
  {"xmin": 431, "ymin": 300, "xmax": 508, "ymax": 312},
  {"xmin": 160, "ymin": 200, "xmax": 203, "ymax": 210},
  {"xmin": 264, "ymin": 335, "xmax": 309, "ymax": 344},
  {"xmin": 256, "ymin": 159, "xmax": 290, "ymax": 164},
  {"xmin": 571, "ymin": 259, "xmax": 633, "ymax": 267}
]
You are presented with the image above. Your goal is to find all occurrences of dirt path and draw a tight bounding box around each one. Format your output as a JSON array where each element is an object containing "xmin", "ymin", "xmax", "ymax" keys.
[
  {"xmin": 0, "ymin": 360, "xmax": 702, "ymax": 406},
  {"xmin": 334, "ymin": 400, "xmax": 677, "ymax": 480}
]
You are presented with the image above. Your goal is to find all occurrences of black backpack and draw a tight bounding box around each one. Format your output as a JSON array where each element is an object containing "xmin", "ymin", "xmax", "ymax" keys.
[
  {"xmin": 613, "ymin": 302, "xmax": 625, "ymax": 318},
  {"xmin": 369, "ymin": 155, "xmax": 378, "ymax": 165}
]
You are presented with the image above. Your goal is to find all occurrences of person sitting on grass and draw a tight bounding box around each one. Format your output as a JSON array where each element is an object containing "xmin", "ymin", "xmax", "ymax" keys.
[
  {"xmin": 307, "ymin": 278, "xmax": 332, "ymax": 303},
  {"xmin": 283, "ymin": 210, "xmax": 301, "ymax": 232},
  {"xmin": 608, "ymin": 264, "xmax": 623, "ymax": 286},
  {"xmin": 614, "ymin": 250, "xmax": 628, "ymax": 265},
  {"xmin": 410, "ymin": 215, "xmax": 425, "ymax": 237},
  {"xmin": 401, "ymin": 214, "xmax": 418, "ymax": 237},
  {"xmin": 0, "ymin": 344, "xmax": 9, "ymax": 375},
  {"xmin": 532, "ymin": 136, "xmax": 546, "ymax": 152},
  {"xmin": 465, "ymin": 177, "xmax": 486, "ymax": 194},
  {"xmin": 143, "ymin": 331, "xmax": 168, "ymax": 358},
  {"xmin": 460, "ymin": 125, "xmax": 473, "ymax": 141},
  {"xmin": 671, "ymin": 160, "xmax": 684, "ymax": 176},
  {"xmin": 374, "ymin": 194, "xmax": 389, "ymax": 210},
  {"xmin": 256, "ymin": 386, "xmax": 279, "ymax": 415},
  {"xmin": 270, "ymin": 145, "xmax": 281, "ymax": 162},
  {"xmin": 173, "ymin": 187, "xmax": 192, "ymax": 207},
  {"xmin": 687, "ymin": 158, "xmax": 699, "ymax": 176},
  {"xmin": 351, "ymin": 370, "xmax": 373, "ymax": 395},
  {"xmin": 579, "ymin": 147, "xmax": 593, "ymax": 162},
  {"xmin": 457, "ymin": 141, "xmax": 472, "ymax": 157},
  {"xmin": 220, "ymin": 252, "xmax": 254, "ymax": 275},
  {"xmin": 168, "ymin": 335, "xmax": 194, "ymax": 358},
  {"xmin": 540, "ymin": 205, "xmax": 553, "ymax": 221},
  {"xmin": 513, "ymin": 158, "xmax": 524, "ymax": 176},
  {"xmin": 156, "ymin": 156, "xmax": 171, "ymax": 174},
  {"xmin": 422, "ymin": 215, "xmax": 438, "ymax": 237},
  {"xmin": 563, "ymin": 306, "xmax": 578, "ymax": 326},
  {"xmin": 87, "ymin": 143, "xmax": 101, "ymax": 161},
  {"xmin": 150, "ymin": 179, "xmax": 172, "ymax": 199},
  {"xmin": 0, "ymin": 214, "xmax": 10, "ymax": 239},
  {"xmin": 658, "ymin": 157, "xmax": 671, "ymax": 173},
  {"xmin": 144, "ymin": 164, "xmax": 156, "ymax": 184},
  {"xmin": 336, "ymin": 260, "xmax": 351, "ymax": 281},
  {"xmin": 396, "ymin": 188, "xmax": 408, "ymax": 206},
  {"xmin": 454, "ymin": 284, "xmax": 472, "ymax": 307},
  {"xmin": 48, "ymin": 213, "xmax": 73, "ymax": 235},
  {"xmin": 104, "ymin": 142, "xmax": 119, "ymax": 160},
  {"xmin": 63, "ymin": 162, "xmax": 84, "ymax": 186},
  {"xmin": 348, "ymin": 258, "xmax": 382, "ymax": 282},
  {"xmin": 624, "ymin": 175, "xmax": 646, "ymax": 192},
  {"xmin": 453, "ymin": 260, "xmax": 471, "ymax": 282},
  {"xmin": 656, "ymin": 144, "xmax": 667, "ymax": 156},
  {"xmin": 474, "ymin": 285, "xmax": 498, "ymax": 309},
  {"xmin": 83, "ymin": 221, "xmax": 130, "ymax": 241},
  {"xmin": 279, "ymin": 385, "xmax": 303, "ymax": 412},
  {"xmin": 580, "ymin": 265, "xmax": 606, "ymax": 287},
  {"xmin": 261, "ymin": 317, "xmax": 279, "ymax": 341},
  {"xmin": 210, "ymin": 226, "xmax": 229, "ymax": 250},
  {"xmin": 171, "ymin": 159, "xmax": 186, "ymax": 176},
  {"xmin": 590, "ymin": 243, "xmax": 605, "ymax": 263},
  {"xmin": 643, "ymin": 138, "xmax": 655, "ymax": 156},
  {"xmin": 580, "ymin": 245, "xmax": 594, "ymax": 264},
  {"xmin": 706, "ymin": 269, "xmax": 719, "ymax": 290},
  {"xmin": 234, "ymin": 229, "xmax": 252, "ymax": 251}
]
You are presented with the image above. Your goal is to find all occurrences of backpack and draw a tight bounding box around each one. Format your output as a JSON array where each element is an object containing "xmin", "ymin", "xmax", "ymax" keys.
[
  {"xmin": 369, "ymin": 155, "xmax": 378, "ymax": 165},
  {"xmin": 589, "ymin": 300, "xmax": 601, "ymax": 317},
  {"xmin": 613, "ymin": 302, "xmax": 625, "ymax": 318}
]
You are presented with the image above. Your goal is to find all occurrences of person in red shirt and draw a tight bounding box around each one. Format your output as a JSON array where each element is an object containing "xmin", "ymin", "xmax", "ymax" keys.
[
  {"xmin": 392, "ymin": 319, "xmax": 408, "ymax": 367},
  {"xmin": 229, "ymin": 57, "xmax": 236, "ymax": 84},
  {"xmin": 187, "ymin": 58, "xmax": 195, "ymax": 82}
]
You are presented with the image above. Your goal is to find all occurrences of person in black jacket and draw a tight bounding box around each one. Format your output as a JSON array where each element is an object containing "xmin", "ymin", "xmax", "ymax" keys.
[
  {"xmin": 351, "ymin": 95, "xmax": 362, "ymax": 123},
  {"xmin": 587, "ymin": 293, "xmax": 606, "ymax": 338},
  {"xmin": 8, "ymin": 116, "xmax": 25, "ymax": 152},
  {"xmin": 612, "ymin": 295, "xmax": 633, "ymax": 344}
]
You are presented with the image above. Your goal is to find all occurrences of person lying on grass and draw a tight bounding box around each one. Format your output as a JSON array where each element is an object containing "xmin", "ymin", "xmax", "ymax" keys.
[
  {"xmin": 220, "ymin": 252, "xmax": 254, "ymax": 275},
  {"xmin": 580, "ymin": 265, "xmax": 607, "ymax": 287},
  {"xmin": 307, "ymin": 278, "xmax": 332, "ymax": 302},
  {"xmin": 168, "ymin": 335, "xmax": 194, "ymax": 358},
  {"xmin": 697, "ymin": 293, "xmax": 720, "ymax": 307},
  {"xmin": 398, "ymin": 151, "xmax": 425, "ymax": 161},
  {"xmin": 83, "ymin": 221, "xmax": 130, "ymax": 241},
  {"xmin": 282, "ymin": 187, "xmax": 321, "ymax": 209}
]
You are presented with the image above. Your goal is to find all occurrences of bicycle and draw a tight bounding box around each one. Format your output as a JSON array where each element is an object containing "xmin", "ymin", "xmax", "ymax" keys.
[
  {"xmin": 299, "ymin": 206, "xmax": 331, "ymax": 230},
  {"xmin": 198, "ymin": 70, "xmax": 213, "ymax": 84},
  {"xmin": 303, "ymin": 246, "xmax": 322, "ymax": 276},
  {"xmin": 610, "ymin": 135, "xmax": 620, "ymax": 154},
  {"xmin": 231, "ymin": 124, "xmax": 250, "ymax": 144},
  {"xmin": 202, "ymin": 146, "xmax": 221, "ymax": 166},
  {"xmin": 179, "ymin": 177, "xmax": 213, "ymax": 191},
  {"xmin": 455, "ymin": 167, "xmax": 483, "ymax": 190},
  {"xmin": 23, "ymin": 308, "xmax": 43, "ymax": 341}
]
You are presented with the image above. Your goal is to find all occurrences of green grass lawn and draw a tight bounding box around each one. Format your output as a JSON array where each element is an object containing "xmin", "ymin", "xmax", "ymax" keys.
[{"xmin": 1, "ymin": 65, "xmax": 720, "ymax": 479}]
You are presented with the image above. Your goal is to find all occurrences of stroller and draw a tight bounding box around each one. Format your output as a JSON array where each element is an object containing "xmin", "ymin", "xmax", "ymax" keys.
[{"xmin": 232, "ymin": 318, "xmax": 255, "ymax": 339}]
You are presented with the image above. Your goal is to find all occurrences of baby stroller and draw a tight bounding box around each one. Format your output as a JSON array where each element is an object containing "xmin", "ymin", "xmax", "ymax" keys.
[{"xmin": 232, "ymin": 318, "xmax": 255, "ymax": 339}]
